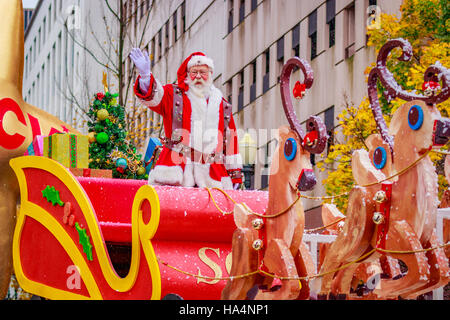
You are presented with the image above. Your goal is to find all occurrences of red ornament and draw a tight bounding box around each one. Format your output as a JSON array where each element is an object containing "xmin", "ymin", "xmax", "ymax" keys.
[
  {"xmin": 96, "ymin": 93, "xmax": 105, "ymax": 101},
  {"xmin": 303, "ymin": 130, "xmax": 319, "ymax": 147},
  {"xmin": 293, "ymin": 81, "xmax": 306, "ymax": 99},
  {"xmin": 116, "ymin": 167, "xmax": 125, "ymax": 174},
  {"xmin": 422, "ymin": 81, "xmax": 440, "ymax": 97}
]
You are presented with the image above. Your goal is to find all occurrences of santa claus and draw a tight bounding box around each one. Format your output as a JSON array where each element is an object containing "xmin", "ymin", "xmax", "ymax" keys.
[{"xmin": 130, "ymin": 49, "xmax": 243, "ymax": 190}]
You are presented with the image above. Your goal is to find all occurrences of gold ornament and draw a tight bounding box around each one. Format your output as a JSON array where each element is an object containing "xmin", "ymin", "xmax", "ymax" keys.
[
  {"xmin": 251, "ymin": 218, "xmax": 264, "ymax": 230},
  {"xmin": 108, "ymin": 115, "xmax": 118, "ymax": 124},
  {"xmin": 97, "ymin": 109, "xmax": 109, "ymax": 121},
  {"xmin": 88, "ymin": 132, "xmax": 96, "ymax": 144},
  {"xmin": 373, "ymin": 190, "xmax": 387, "ymax": 204},
  {"xmin": 128, "ymin": 160, "xmax": 139, "ymax": 173},
  {"xmin": 137, "ymin": 166, "xmax": 146, "ymax": 176},
  {"xmin": 372, "ymin": 212, "xmax": 385, "ymax": 225},
  {"xmin": 252, "ymin": 239, "xmax": 264, "ymax": 251}
]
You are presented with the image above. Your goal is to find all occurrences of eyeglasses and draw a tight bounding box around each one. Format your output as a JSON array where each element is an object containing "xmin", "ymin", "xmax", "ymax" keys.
[{"xmin": 189, "ymin": 70, "xmax": 210, "ymax": 77}]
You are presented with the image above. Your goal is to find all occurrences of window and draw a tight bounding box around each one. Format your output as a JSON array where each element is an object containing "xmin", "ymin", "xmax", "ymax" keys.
[
  {"xmin": 367, "ymin": 0, "xmax": 378, "ymax": 43},
  {"xmin": 239, "ymin": 0, "xmax": 245, "ymax": 23},
  {"xmin": 53, "ymin": 0, "xmax": 57, "ymax": 21},
  {"xmin": 173, "ymin": 11, "xmax": 178, "ymax": 41},
  {"xmin": 33, "ymin": 38, "xmax": 36, "ymax": 62},
  {"xmin": 263, "ymin": 49, "xmax": 270, "ymax": 93},
  {"xmin": 250, "ymin": 60, "xmax": 256, "ymax": 102},
  {"xmin": 277, "ymin": 37, "xmax": 284, "ymax": 82},
  {"xmin": 308, "ymin": 10, "xmax": 317, "ymax": 60},
  {"xmin": 226, "ymin": 80, "xmax": 232, "ymax": 104},
  {"xmin": 228, "ymin": 0, "xmax": 234, "ymax": 34},
  {"xmin": 48, "ymin": 5, "xmax": 52, "ymax": 33},
  {"xmin": 43, "ymin": 18, "xmax": 46, "ymax": 44},
  {"xmin": 238, "ymin": 71, "xmax": 244, "ymax": 111},
  {"xmin": 326, "ymin": 0, "xmax": 336, "ymax": 47},
  {"xmin": 52, "ymin": 44, "xmax": 56, "ymax": 111},
  {"xmin": 158, "ymin": 28, "xmax": 162, "ymax": 59},
  {"xmin": 151, "ymin": 37, "xmax": 156, "ymax": 67},
  {"xmin": 324, "ymin": 106, "xmax": 335, "ymax": 154},
  {"xmin": 277, "ymin": 36, "xmax": 284, "ymax": 62},
  {"xmin": 181, "ymin": 1, "xmax": 186, "ymax": 33},
  {"xmin": 292, "ymin": 23, "xmax": 300, "ymax": 57},
  {"xmin": 25, "ymin": 55, "xmax": 28, "ymax": 77},
  {"xmin": 251, "ymin": 0, "xmax": 257, "ymax": 12},
  {"xmin": 345, "ymin": 3, "xmax": 355, "ymax": 58},
  {"xmin": 165, "ymin": 20, "xmax": 170, "ymax": 52},
  {"xmin": 38, "ymin": 28, "xmax": 41, "ymax": 53}
]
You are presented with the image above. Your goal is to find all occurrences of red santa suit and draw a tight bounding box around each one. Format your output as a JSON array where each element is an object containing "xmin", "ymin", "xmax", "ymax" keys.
[{"xmin": 134, "ymin": 52, "xmax": 242, "ymax": 189}]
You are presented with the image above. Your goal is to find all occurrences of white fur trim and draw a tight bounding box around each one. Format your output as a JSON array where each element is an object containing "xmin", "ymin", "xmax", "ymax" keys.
[
  {"xmin": 187, "ymin": 55, "xmax": 215, "ymax": 72},
  {"xmin": 225, "ymin": 154, "xmax": 243, "ymax": 171},
  {"xmin": 150, "ymin": 162, "xmax": 233, "ymax": 189},
  {"xmin": 148, "ymin": 165, "xmax": 184, "ymax": 186},
  {"xmin": 182, "ymin": 159, "xmax": 195, "ymax": 187},
  {"xmin": 220, "ymin": 176, "xmax": 234, "ymax": 190},
  {"xmin": 146, "ymin": 76, "xmax": 164, "ymax": 107},
  {"xmin": 191, "ymin": 163, "xmax": 225, "ymax": 189},
  {"xmin": 186, "ymin": 85, "xmax": 223, "ymax": 155}
]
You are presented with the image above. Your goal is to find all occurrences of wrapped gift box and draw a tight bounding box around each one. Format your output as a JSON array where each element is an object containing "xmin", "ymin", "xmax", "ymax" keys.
[
  {"xmin": 43, "ymin": 134, "xmax": 89, "ymax": 168},
  {"xmin": 24, "ymin": 135, "xmax": 45, "ymax": 156},
  {"xmin": 144, "ymin": 137, "xmax": 162, "ymax": 174},
  {"xmin": 69, "ymin": 168, "xmax": 113, "ymax": 179}
]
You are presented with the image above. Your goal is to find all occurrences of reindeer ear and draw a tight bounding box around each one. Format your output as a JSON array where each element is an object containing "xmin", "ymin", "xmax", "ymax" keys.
[
  {"xmin": 279, "ymin": 58, "xmax": 328, "ymax": 154},
  {"xmin": 303, "ymin": 116, "xmax": 328, "ymax": 154}
]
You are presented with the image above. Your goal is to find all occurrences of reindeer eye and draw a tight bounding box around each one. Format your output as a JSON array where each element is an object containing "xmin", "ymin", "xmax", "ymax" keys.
[
  {"xmin": 408, "ymin": 105, "xmax": 424, "ymax": 131},
  {"xmin": 284, "ymin": 138, "xmax": 297, "ymax": 161},
  {"xmin": 373, "ymin": 147, "xmax": 387, "ymax": 170}
]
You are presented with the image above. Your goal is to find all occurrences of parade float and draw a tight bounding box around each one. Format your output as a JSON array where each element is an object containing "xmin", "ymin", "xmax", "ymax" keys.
[{"xmin": 0, "ymin": 0, "xmax": 449, "ymax": 300}]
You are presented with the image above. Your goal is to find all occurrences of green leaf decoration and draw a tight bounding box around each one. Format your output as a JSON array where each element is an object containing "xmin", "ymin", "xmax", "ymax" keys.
[
  {"xmin": 75, "ymin": 223, "xmax": 93, "ymax": 261},
  {"xmin": 41, "ymin": 186, "xmax": 64, "ymax": 207}
]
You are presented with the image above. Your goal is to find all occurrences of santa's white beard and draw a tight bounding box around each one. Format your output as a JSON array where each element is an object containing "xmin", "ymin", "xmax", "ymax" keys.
[{"xmin": 185, "ymin": 76, "xmax": 213, "ymax": 98}]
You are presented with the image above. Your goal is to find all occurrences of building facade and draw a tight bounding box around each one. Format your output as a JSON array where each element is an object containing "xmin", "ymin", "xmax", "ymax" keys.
[
  {"xmin": 22, "ymin": 0, "xmax": 120, "ymax": 131},
  {"xmin": 23, "ymin": 0, "xmax": 403, "ymax": 215}
]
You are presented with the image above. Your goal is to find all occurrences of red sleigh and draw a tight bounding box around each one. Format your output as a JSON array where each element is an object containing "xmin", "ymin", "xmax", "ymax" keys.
[{"xmin": 10, "ymin": 155, "xmax": 268, "ymax": 300}]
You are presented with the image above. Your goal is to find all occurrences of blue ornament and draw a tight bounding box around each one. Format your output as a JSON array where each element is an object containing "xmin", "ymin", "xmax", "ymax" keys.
[{"xmin": 116, "ymin": 158, "xmax": 128, "ymax": 169}]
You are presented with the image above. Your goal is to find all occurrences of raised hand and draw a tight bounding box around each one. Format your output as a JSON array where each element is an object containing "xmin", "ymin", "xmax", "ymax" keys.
[{"xmin": 130, "ymin": 48, "xmax": 151, "ymax": 78}]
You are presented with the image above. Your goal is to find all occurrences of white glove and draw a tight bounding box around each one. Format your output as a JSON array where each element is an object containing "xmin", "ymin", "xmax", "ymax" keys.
[{"xmin": 130, "ymin": 48, "xmax": 151, "ymax": 94}]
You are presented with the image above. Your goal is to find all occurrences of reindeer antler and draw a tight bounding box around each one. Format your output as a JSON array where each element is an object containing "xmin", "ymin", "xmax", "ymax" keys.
[
  {"xmin": 368, "ymin": 38, "xmax": 450, "ymax": 155},
  {"xmin": 280, "ymin": 57, "xmax": 328, "ymax": 154}
]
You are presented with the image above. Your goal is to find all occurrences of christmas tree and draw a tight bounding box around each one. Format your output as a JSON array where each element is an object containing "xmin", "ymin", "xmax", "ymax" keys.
[{"xmin": 87, "ymin": 89, "xmax": 147, "ymax": 180}]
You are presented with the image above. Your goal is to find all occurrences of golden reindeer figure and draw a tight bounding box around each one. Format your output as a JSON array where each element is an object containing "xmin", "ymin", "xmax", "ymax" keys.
[{"xmin": 0, "ymin": 0, "xmax": 79, "ymax": 298}]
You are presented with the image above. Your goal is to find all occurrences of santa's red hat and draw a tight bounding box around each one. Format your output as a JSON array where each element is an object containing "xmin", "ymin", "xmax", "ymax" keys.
[{"xmin": 177, "ymin": 52, "xmax": 215, "ymax": 92}]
